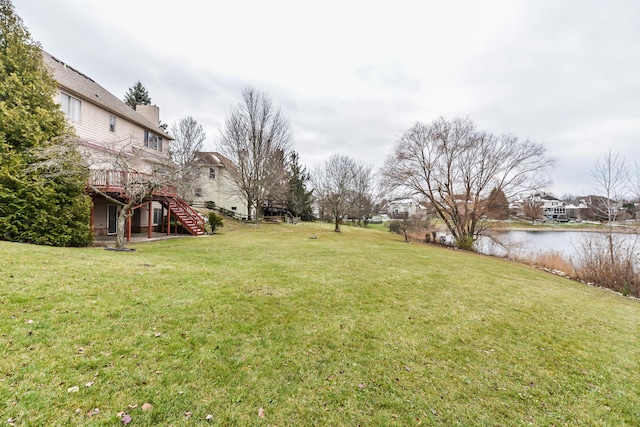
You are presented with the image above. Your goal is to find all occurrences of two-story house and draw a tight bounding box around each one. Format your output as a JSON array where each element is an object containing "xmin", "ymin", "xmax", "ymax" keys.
[
  {"xmin": 43, "ymin": 51, "xmax": 203, "ymax": 240},
  {"xmin": 537, "ymin": 193, "xmax": 567, "ymax": 221}
]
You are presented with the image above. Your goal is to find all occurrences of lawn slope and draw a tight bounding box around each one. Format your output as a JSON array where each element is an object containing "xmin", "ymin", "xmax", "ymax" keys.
[{"xmin": 1, "ymin": 222, "xmax": 639, "ymax": 426}]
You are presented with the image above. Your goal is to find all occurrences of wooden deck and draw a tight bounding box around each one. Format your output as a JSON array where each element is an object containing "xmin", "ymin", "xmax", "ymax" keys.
[{"xmin": 89, "ymin": 169, "xmax": 177, "ymax": 198}]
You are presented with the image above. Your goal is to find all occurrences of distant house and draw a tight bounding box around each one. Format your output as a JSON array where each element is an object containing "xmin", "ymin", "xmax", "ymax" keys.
[
  {"xmin": 43, "ymin": 51, "xmax": 203, "ymax": 239},
  {"xmin": 512, "ymin": 193, "xmax": 567, "ymax": 222},
  {"xmin": 388, "ymin": 198, "xmax": 430, "ymax": 219},
  {"xmin": 564, "ymin": 198, "xmax": 589, "ymax": 221},
  {"xmin": 537, "ymin": 193, "xmax": 567, "ymax": 221},
  {"xmin": 191, "ymin": 152, "xmax": 249, "ymax": 220},
  {"xmin": 388, "ymin": 198, "xmax": 413, "ymax": 219},
  {"xmin": 567, "ymin": 195, "xmax": 622, "ymax": 222}
]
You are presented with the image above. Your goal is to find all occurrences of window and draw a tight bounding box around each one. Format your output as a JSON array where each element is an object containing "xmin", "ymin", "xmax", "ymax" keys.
[
  {"xmin": 231, "ymin": 207, "xmax": 237, "ymax": 211},
  {"xmin": 194, "ymin": 188, "xmax": 203, "ymax": 197},
  {"xmin": 209, "ymin": 168, "xmax": 216, "ymax": 179},
  {"xmin": 109, "ymin": 115, "xmax": 116, "ymax": 132},
  {"xmin": 144, "ymin": 131, "xmax": 164, "ymax": 152},
  {"xmin": 60, "ymin": 92, "xmax": 81, "ymax": 122},
  {"xmin": 153, "ymin": 208, "xmax": 163, "ymax": 226}
]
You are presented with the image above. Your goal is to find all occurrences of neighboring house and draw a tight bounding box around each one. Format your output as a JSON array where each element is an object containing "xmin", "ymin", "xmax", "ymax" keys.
[
  {"xmin": 537, "ymin": 193, "xmax": 567, "ymax": 221},
  {"xmin": 564, "ymin": 199, "xmax": 589, "ymax": 221},
  {"xmin": 192, "ymin": 152, "xmax": 249, "ymax": 220},
  {"xmin": 511, "ymin": 193, "xmax": 567, "ymax": 221},
  {"xmin": 567, "ymin": 195, "xmax": 622, "ymax": 222},
  {"xmin": 43, "ymin": 51, "xmax": 203, "ymax": 239},
  {"xmin": 388, "ymin": 198, "xmax": 428, "ymax": 219}
]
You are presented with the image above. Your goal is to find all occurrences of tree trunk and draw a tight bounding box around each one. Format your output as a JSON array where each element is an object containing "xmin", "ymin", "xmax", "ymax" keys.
[
  {"xmin": 115, "ymin": 205, "xmax": 133, "ymax": 249},
  {"xmin": 334, "ymin": 215, "xmax": 340, "ymax": 232},
  {"xmin": 115, "ymin": 210, "xmax": 127, "ymax": 249}
]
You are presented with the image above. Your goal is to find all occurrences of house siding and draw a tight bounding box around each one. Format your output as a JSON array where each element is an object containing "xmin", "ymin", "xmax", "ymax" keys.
[{"xmin": 193, "ymin": 164, "xmax": 248, "ymax": 218}]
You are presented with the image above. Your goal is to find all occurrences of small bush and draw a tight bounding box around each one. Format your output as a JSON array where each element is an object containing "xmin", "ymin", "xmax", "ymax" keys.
[
  {"xmin": 208, "ymin": 212, "xmax": 224, "ymax": 234},
  {"xmin": 388, "ymin": 220, "xmax": 402, "ymax": 234}
]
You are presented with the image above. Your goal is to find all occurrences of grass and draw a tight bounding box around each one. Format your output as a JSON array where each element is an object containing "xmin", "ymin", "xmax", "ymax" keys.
[{"xmin": 1, "ymin": 222, "xmax": 639, "ymax": 426}]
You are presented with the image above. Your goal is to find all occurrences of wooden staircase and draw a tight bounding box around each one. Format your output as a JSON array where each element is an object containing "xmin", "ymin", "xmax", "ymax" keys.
[{"xmin": 162, "ymin": 196, "xmax": 205, "ymax": 236}]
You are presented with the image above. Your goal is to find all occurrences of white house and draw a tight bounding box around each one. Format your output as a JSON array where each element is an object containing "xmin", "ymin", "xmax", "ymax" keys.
[
  {"xmin": 538, "ymin": 193, "xmax": 567, "ymax": 221},
  {"xmin": 192, "ymin": 152, "xmax": 250, "ymax": 220}
]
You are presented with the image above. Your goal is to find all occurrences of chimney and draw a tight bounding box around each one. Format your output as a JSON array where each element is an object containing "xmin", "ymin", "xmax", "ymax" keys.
[{"xmin": 136, "ymin": 104, "xmax": 160, "ymax": 127}]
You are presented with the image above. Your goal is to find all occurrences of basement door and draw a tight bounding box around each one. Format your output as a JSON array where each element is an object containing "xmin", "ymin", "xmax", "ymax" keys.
[{"xmin": 107, "ymin": 204, "xmax": 118, "ymax": 235}]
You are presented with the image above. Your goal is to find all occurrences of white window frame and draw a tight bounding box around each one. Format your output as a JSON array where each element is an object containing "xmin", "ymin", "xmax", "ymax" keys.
[
  {"xmin": 144, "ymin": 130, "xmax": 164, "ymax": 152},
  {"xmin": 60, "ymin": 92, "xmax": 81, "ymax": 122}
]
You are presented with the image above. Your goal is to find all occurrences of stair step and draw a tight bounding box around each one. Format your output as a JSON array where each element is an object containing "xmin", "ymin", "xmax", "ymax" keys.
[{"xmin": 163, "ymin": 196, "xmax": 205, "ymax": 237}]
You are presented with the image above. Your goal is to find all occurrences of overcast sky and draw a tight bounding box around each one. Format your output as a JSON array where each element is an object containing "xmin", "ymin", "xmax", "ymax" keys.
[{"xmin": 14, "ymin": 0, "xmax": 640, "ymax": 197}]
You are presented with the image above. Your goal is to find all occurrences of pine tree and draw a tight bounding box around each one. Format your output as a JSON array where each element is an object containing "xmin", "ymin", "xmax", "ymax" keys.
[
  {"xmin": 486, "ymin": 187, "xmax": 510, "ymax": 220},
  {"xmin": 0, "ymin": 0, "xmax": 92, "ymax": 246},
  {"xmin": 286, "ymin": 151, "xmax": 314, "ymax": 221},
  {"xmin": 123, "ymin": 81, "xmax": 151, "ymax": 109}
]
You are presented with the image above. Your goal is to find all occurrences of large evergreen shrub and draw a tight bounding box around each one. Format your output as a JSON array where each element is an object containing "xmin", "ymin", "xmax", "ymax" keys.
[{"xmin": 0, "ymin": 0, "xmax": 92, "ymax": 246}]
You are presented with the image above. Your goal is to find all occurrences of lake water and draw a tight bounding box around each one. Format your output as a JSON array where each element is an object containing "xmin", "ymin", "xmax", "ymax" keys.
[
  {"xmin": 479, "ymin": 230, "xmax": 591, "ymax": 260},
  {"xmin": 442, "ymin": 229, "xmax": 639, "ymax": 262}
]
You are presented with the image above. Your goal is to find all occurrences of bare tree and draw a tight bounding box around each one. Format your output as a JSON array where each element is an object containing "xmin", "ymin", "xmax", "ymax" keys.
[
  {"xmin": 522, "ymin": 197, "xmax": 543, "ymax": 224},
  {"xmin": 217, "ymin": 86, "xmax": 292, "ymax": 220},
  {"xmin": 169, "ymin": 116, "xmax": 206, "ymax": 200},
  {"xmin": 349, "ymin": 163, "xmax": 374, "ymax": 225},
  {"xmin": 313, "ymin": 154, "xmax": 372, "ymax": 232},
  {"xmin": 30, "ymin": 137, "xmax": 179, "ymax": 249},
  {"xmin": 590, "ymin": 150, "xmax": 628, "ymax": 264},
  {"xmin": 383, "ymin": 117, "xmax": 554, "ymax": 250},
  {"xmin": 170, "ymin": 116, "xmax": 206, "ymax": 168}
]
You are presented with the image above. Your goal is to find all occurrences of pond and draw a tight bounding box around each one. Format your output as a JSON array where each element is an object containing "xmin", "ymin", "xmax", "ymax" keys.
[
  {"xmin": 431, "ymin": 229, "xmax": 639, "ymax": 263},
  {"xmin": 475, "ymin": 229, "xmax": 639, "ymax": 262}
]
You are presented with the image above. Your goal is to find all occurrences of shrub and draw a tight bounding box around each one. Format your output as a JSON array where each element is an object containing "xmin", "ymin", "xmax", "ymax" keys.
[
  {"xmin": 208, "ymin": 211, "xmax": 224, "ymax": 234},
  {"xmin": 388, "ymin": 220, "xmax": 402, "ymax": 234},
  {"xmin": 575, "ymin": 234, "xmax": 639, "ymax": 297}
]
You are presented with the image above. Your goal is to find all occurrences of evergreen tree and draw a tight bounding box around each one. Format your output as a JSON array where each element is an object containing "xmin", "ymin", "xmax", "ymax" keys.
[
  {"xmin": 123, "ymin": 80, "xmax": 151, "ymax": 109},
  {"xmin": 0, "ymin": 0, "xmax": 92, "ymax": 246},
  {"xmin": 486, "ymin": 187, "xmax": 510, "ymax": 220},
  {"xmin": 286, "ymin": 151, "xmax": 314, "ymax": 221}
]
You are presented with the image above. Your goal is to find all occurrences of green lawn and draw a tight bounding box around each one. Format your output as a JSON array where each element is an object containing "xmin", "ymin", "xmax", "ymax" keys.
[{"xmin": 1, "ymin": 222, "xmax": 639, "ymax": 426}]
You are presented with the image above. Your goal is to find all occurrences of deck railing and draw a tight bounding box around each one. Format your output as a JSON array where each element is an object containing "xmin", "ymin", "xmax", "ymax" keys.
[{"xmin": 88, "ymin": 169, "xmax": 177, "ymax": 197}]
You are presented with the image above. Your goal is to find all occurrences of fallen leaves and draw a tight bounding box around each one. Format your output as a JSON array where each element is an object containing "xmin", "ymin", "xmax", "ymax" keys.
[
  {"xmin": 141, "ymin": 402, "xmax": 153, "ymax": 411},
  {"xmin": 86, "ymin": 408, "xmax": 100, "ymax": 418},
  {"xmin": 66, "ymin": 386, "xmax": 79, "ymax": 393},
  {"xmin": 258, "ymin": 407, "xmax": 265, "ymax": 418}
]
